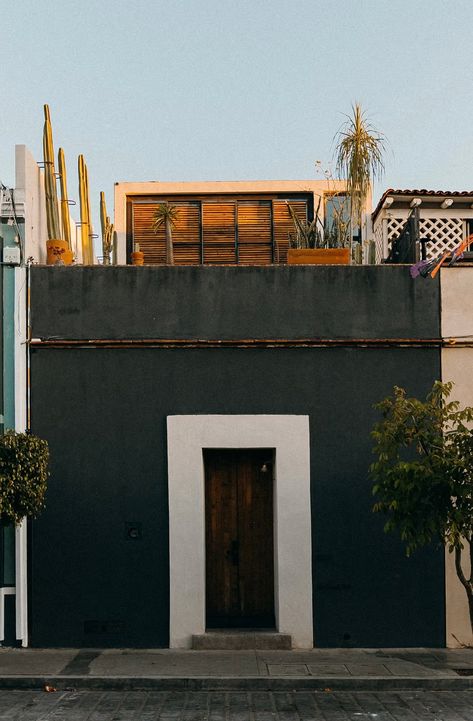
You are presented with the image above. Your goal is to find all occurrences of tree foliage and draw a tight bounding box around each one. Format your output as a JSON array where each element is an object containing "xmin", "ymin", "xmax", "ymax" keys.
[
  {"xmin": 0, "ymin": 431, "xmax": 50, "ymax": 525},
  {"xmin": 370, "ymin": 381, "xmax": 473, "ymax": 632}
]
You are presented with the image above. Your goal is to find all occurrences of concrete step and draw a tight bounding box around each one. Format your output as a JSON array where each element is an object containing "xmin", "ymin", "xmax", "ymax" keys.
[{"xmin": 191, "ymin": 631, "xmax": 292, "ymax": 650}]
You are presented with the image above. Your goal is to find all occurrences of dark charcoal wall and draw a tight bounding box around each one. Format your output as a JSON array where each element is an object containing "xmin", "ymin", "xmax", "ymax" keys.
[
  {"xmin": 30, "ymin": 265, "xmax": 439, "ymax": 340},
  {"xmin": 29, "ymin": 266, "xmax": 444, "ymax": 648}
]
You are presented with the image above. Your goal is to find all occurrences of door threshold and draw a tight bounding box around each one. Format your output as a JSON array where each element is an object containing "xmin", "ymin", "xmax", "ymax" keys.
[
  {"xmin": 192, "ymin": 631, "xmax": 292, "ymax": 650},
  {"xmin": 207, "ymin": 627, "xmax": 277, "ymax": 633}
]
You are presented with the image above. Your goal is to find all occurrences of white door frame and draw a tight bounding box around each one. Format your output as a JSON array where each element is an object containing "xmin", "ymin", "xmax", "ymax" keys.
[{"xmin": 167, "ymin": 414, "xmax": 313, "ymax": 648}]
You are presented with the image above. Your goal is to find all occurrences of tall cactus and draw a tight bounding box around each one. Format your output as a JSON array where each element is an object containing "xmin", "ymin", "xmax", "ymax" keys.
[
  {"xmin": 78, "ymin": 154, "xmax": 94, "ymax": 264},
  {"xmin": 43, "ymin": 105, "xmax": 62, "ymax": 241},
  {"xmin": 100, "ymin": 191, "xmax": 114, "ymax": 265},
  {"xmin": 112, "ymin": 230, "xmax": 118, "ymax": 265},
  {"xmin": 58, "ymin": 148, "xmax": 71, "ymax": 249}
]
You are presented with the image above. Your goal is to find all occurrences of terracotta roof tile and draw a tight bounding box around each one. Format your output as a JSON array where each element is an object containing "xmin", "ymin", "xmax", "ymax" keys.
[{"xmin": 372, "ymin": 188, "xmax": 473, "ymax": 221}]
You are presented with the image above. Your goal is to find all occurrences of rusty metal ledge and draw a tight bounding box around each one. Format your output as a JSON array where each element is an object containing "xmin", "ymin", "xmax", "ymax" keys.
[{"xmin": 28, "ymin": 338, "xmax": 444, "ymax": 349}]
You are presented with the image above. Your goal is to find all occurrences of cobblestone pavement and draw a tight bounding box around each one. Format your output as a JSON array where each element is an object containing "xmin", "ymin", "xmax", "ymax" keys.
[{"xmin": 0, "ymin": 689, "xmax": 472, "ymax": 720}]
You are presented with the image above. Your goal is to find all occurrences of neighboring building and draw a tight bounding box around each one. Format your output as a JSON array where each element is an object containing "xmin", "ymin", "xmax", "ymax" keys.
[
  {"xmin": 0, "ymin": 145, "xmax": 47, "ymax": 647},
  {"xmin": 372, "ymin": 189, "xmax": 473, "ymax": 263},
  {"xmin": 440, "ymin": 267, "xmax": 473, "ymax": 647},
  {"xmin": 113, "ymin": 180, "xmax": 364, "ymax": 266},
  {"xmin": 0, "ymin": 145, "xmax": 79, "ymax": 646}
]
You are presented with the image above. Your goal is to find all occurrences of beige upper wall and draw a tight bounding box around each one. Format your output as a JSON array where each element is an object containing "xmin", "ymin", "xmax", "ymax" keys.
[
  {"xmin": 113, "ymin": 179, "xmax": 369, "ymax": 265},
  {"xmin": 441, "ymin": 267, "xmax": 473, "ymax": 340}
]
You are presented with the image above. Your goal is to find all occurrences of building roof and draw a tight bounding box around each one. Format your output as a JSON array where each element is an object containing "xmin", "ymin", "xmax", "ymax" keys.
[{"xmin": 372, "ymin": 188, "xmax": 473, "ymax": 221}]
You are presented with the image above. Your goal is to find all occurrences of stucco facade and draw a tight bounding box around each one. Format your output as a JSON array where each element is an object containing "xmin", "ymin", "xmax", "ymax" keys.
[{"xmin": 27, "ymin": 265, "xmax": 445, "ymax": 649}]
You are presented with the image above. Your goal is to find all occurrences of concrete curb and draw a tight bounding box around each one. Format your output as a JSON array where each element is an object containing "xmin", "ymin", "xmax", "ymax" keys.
[{"xmin": 0, "ymin": 676, "xmax": 471, "ymax": 691}]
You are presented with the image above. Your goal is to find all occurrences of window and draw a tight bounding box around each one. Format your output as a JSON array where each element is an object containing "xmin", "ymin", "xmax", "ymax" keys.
[{"xmin": 324, "ymin": 193, "xmax": 352, "ymax": 248}]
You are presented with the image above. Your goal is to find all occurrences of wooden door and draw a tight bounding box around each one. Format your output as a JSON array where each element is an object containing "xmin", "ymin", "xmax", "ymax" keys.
[{"xmin": 204, "ymin": 448, "xmax": 275, "ymax": 628}]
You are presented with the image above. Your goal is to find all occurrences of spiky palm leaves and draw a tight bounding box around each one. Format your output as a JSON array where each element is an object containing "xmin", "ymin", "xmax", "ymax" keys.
[
  {"xmin": 335, "ymin": 103, "xmax": 385, "ymax": 231},
  {"xmin": 153, "ymin": 203, "xmax": 179, "ymax": 265}
]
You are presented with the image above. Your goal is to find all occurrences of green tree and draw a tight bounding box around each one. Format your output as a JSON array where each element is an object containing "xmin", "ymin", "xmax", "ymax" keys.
[
  {"xmin": 0, "ymin": 431, "xmax": 50, "ymax": 525},
  {"xmin": 370, "ymin": 382, "xmax": 473, "ymax": 633}
]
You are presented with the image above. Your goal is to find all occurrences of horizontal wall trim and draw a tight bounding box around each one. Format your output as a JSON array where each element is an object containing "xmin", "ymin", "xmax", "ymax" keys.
[{"xmin": 29, "ymin": 337, "xmax": 444, "ymax": 349}]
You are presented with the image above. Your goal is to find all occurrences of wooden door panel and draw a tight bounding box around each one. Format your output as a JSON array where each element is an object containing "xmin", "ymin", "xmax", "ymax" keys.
[
  {"xmin": 238, "ymin": 456, "xmax": 274, "ymax": 619},
  {"xmin": 205, "ymin": 451, "xmax": 239, "ymax": 619},
  {"xmin": 205, "ymin": 449, "xmax": 274, "ymax": 627}
]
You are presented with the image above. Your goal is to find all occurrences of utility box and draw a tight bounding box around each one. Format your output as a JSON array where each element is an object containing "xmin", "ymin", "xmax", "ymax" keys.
[{"xmin": 3, "ymin": 246, "xmax": 21, "ymax": 265}]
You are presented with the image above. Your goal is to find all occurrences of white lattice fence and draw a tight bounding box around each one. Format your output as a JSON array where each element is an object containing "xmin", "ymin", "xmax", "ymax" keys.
[
  {"xmin": 387, "ymin": 217, "xmax": 463, "ymax": 259},
  {"xmin": 374, "ymin": 221, "xmax": 384, "ymax": 263},
  {"xmin": 387, "ymin": 218, "xmax": 405, "ymax": 245},
  {"xmin": 419, "ymin": 218, "xmax": 463, "ymax": 256}
]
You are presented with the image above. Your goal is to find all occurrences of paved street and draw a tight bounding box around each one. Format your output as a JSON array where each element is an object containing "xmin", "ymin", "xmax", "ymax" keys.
[{"xmin": 0, "ymin": 689, "xmax": 472, "ymax": 720}]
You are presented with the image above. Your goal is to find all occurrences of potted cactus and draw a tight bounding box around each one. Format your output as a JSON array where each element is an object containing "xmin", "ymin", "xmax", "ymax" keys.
[
  {"xmin": 44, "ymin": 106, "xmax": 73, "ymax": 265},
  {"xmin": 100, "ymin": 192, "xmax": 115, "ymax": 265}
]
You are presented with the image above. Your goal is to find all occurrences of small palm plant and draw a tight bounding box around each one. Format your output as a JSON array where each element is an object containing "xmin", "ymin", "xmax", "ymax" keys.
[
  {"xmin": 153, "ymin": 203, "xmax": 179, "ymax": 265},
  {"xmin": 335, "ymin": 103, "xmax": 385, "ymax": 234}
]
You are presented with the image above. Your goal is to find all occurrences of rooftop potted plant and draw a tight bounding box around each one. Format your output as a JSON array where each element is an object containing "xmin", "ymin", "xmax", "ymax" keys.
[
  {"xmin": 334, "ymin": 103, "xmax": 385, "ymax": 259},
  {"xmin": 44, "ymin": 106, "xmax": 73, "ymax": 265},
  {"xmin": 286, "ymin": 195, "xmax": 351, "ymax": 265}
]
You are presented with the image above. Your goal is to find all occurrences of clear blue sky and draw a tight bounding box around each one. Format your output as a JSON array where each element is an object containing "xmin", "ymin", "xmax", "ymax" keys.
[{"xmin": 1, "ymin": 0, "xmax": 473, "ymax": 229}]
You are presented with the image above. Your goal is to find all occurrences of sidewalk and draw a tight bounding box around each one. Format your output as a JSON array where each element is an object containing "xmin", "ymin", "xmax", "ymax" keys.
[{"xmin": 0, "ymin": 647, "xmax": 472, "ymax": 691}]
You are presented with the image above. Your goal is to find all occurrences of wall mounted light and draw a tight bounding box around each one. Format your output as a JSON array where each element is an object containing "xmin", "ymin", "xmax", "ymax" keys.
[{"xmin": 441, "ymin": 198, "xmax": 453, "ymax": 209}]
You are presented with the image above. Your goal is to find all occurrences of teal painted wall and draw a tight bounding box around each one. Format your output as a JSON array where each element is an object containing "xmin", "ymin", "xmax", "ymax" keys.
[{"xmin": 1, "ymin": 226, "xmax": 19, "ymax": 598}]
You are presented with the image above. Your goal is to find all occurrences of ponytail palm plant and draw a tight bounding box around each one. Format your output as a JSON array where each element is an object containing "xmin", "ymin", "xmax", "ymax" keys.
[
  {"xmin": 335, "ymin": 103, "xmax": 385, "ymax": 233},
  {"xmin": 153, "ymin": 203, "xmax": 179, "ymax": 265}
]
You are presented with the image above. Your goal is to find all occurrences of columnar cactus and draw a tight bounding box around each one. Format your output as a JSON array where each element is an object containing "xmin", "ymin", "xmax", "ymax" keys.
[
  {"xmin": 58, "ymin": 147, "xmax": 72, "ymax": 249},
  {"xmin": 78, "ymin": 155, "xmax": 94, "ymax": 264},
  {"xmin": 43, "ymin": 105, "xmax": 62, "ymax": 242},
  {"xmin": 100, "ymin": 192, "xmax": 115, "ymax": 265}
]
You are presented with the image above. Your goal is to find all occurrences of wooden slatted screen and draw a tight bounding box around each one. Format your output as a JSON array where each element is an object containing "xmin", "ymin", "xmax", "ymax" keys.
[
  {"xmin": 132, "ymin": 202, "xmax": 201, "ymax": 264},
  {"xmin": 131, "ymin": 197, "xmax": 309, "ymax": 265},
  {"xmin": 237, "ymin": 201, "xmax": 272, "ymax": 265},
  {"xmin": 172, "ymin": 203, "xmax": 201, "ymax": 265},
  {"xmin": 202, "ymin": 202, "xmax": 236, "ymax": 264},
  {"xmin": 272, "ymin": 200, "xmax": 307, "ymax": 264},
  {"xmin": 133, "ymin": 203, "xmax": 166, "ymax": 264}
]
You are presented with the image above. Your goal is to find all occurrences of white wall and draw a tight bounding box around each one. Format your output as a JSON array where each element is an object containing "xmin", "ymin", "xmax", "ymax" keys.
[
  {"xmin": 15, "ymin": 145, "xmax": 47, "ymax": 263},
  {"xmin": 14, "ymin": 145, "xmax": 80, "ymax": 264}
]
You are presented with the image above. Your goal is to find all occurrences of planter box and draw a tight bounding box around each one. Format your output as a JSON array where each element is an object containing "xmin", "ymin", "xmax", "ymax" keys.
[
  {"xmin": 46, "ymin": 239, "xmax": 73, "ymax": 266},
  {"xmin": 287, "ymin": 248, "xmax": 351, "ymax": 265}
]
